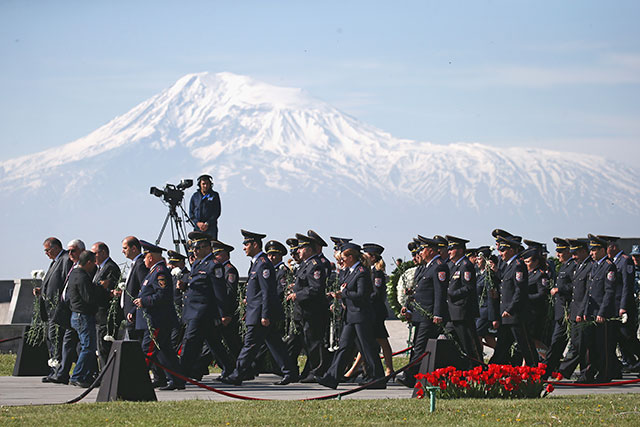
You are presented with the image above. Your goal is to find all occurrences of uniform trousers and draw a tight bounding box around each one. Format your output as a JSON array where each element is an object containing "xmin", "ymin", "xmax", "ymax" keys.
[
  {"xmin": 544, "ymin": 319, "xmax": 569, "ymax": 376},
  {"xmin": 229, "ymin": 322, "xmax": 297, "ymax": 381},
  {"xmin": 451, "ymin": 318, "xmax": 483, "ymax": 363},
  {"xmin": 180, "ymin": 315, "xmax": 234, "ymax": 378},
  {"xmin": 490, "ymin": 323, "xmax": 538, "ymax": 367},
  {"xmin": 141, "ymin": 326, "xmax": 183, "ymax": 386},
  {"xmin": 320, "ymin": 321, "xmax": 384, "ymax": 387},
  {"xmin": 582, "ymin": 320, "xmax": 617, "ymax": 381}
]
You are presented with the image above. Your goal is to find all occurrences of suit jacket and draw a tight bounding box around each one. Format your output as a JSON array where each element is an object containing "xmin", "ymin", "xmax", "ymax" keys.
[
  {"xmin": 447, "ymin": 256, "xmax": 480, "ymax": 322},
  {"xmin": 93, "ymin": 257, "xmax": 121, "ymax": 325},
  {"xmin": 123, "ymin": 254, "xmax": 149, "ymax": 321},
  {"xmin": 582, "ymin": 257, "xmax": 617, "ymax": 319},
  {"xmin": 293, "ymin": 254, "xmax": 328, "ymax": 321},
  {"xmin": 341, "ymin": 262, "xmax": 374, "ymax": 324},
  {"xmin": 135, "ymin": 261, "xmax": 177, "ymax": 330},
  {"xmin": 498, "ymin": 256, "xmax": 529, "ymax": 325},
  {"xmin": 411, "ymin": 255, "xmax": 449, "ymax": 323},
  {"xmin": 569, "ymin": 257, "xmax": 593, "ymax": 319},
  {"xmin": 182, "ymin": 253, "xmax": 227, "ymax": 322},
  {"xmin": 245, "ymin": 252, "xmax": 282, "ymax": 326},
  {"xmin": 614, "ymin": 252, "xmax": 636, "ymax": 312},
  {"xmin": 527, "ymin": 267, "xmax": 550, "ymax": 319},
  {"xmin": 554, "ymin": 258, "xmax": 576, "ymax": 320},
  {"xmin": 223, "ymin": 260, "xmax": 239, "ymax": 314},
  {"xmin": 42, "ymin": 250, "xmax": 73, "ymax": 301}
]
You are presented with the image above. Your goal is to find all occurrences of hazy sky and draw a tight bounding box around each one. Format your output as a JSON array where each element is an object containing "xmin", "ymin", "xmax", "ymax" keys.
[{"xmin": 1, "ymin": 1, "xmax": 639, "ymax": 164}]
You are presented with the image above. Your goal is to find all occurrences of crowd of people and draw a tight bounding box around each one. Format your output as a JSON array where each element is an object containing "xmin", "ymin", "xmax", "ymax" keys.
[{"xmin": 31, "ymin": 225, "xmax": 640, "ymax": 392}]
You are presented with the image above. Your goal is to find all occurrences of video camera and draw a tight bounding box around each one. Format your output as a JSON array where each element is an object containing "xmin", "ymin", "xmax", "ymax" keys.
[{"xmin": 150, "ymin": 179, "xmax": 193, "ymax": 207}]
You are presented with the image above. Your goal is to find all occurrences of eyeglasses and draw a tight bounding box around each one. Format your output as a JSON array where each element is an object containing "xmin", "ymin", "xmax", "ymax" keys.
[{"xmin": 497, "ymin": 247, "xmax": 508, "ymax": 252}]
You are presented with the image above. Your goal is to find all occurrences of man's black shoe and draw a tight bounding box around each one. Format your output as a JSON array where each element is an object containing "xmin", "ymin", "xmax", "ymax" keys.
[
  {"xmin": 70, "ymin": 380, "xmax": 92, "ymax": 388},
  {"xmin": 219, "ymin": 376, "xmax": 242, "ymax": 386},
  {"xmin": 316, "ymin": 375, "xmax": 338, "ymax": 390},
  {"xmin": 41, "ymin": 376, "xmax": 54, "ymax": 383},
  {"xmin": 159, "ymin": 382, "xmax": 185, "ymax": 391},
  {"xmin": 395, "ymin": 373, "xmax": 415, "ymax": 388},
  {"xmin": 359, "ymin": 378, "xmax": 387, "ymax": 389},
  {"xmin": 299, "ymin": 375, "xmax": 317, "ymax": 383},
  {"xmin": 152, "ymin": 380, "xmax": 168, "ymax": 388},
  {"xmin": 273, "ymin": 376, "xmax": 295, "ymax": 385}
]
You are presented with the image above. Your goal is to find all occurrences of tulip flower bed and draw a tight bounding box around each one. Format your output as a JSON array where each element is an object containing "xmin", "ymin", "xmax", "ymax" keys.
[{"xmin": 415, "ymin": 364, "xmax": 558, "ymax": 399}]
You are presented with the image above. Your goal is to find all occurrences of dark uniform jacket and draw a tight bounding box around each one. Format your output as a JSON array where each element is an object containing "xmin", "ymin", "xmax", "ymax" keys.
[
  {"xmin": 42, "ymin": 249, "xmax": 74, "ymax": 301},
  {"xmin": 582, "ymin": 256, "xmax": 617, "ymax": 319},
  {"xmin": 554, "ymin": 259, "xmax": 576, "ymax": 321},
  {"xmin": 613, "ymin": 252, "xmax": 636, "ymax": 313},
  {"xmin": 410, "ymin": 255, "xmax": 449, "ymax": 323},
  {"xmin": 341, "ymin": 262, "xmax": 374, "ymax": 324},
  {"xmin": 527, "ymin": 267, "xmax": 550, "ymax": 318},
  {"xmin": 477, "ymin": 267, "xmax": 500, "ymax": 322},
  {"xmin": 182, "ymin": 253, "xmax": 227, "ymax": 322},
  {"xmin": 135, "ymin": 261, "xmax": 177, "ymax": 330},
  {"xmin": 123, "ymin": 254, "xmax": 149, "ymax": 320},
  {"xmin": 498, "ymin": 255, "xmax": 529, "ymax": 325},
  {"xmin": 223, "ymin": 260, "xmax": 239, "ymax": 314},
  {"xmin": 569, "ymin": 257, "xmax": 593, "ymax": 319},
  {"xmin": 293, "ymin": 254, "xmax": 328, "ymax": 321},
  {"xmin": 93, "ymin": 257, "xmax": 121, "ymax": 325},
  {"xmin": 274, "ymin": 261, "xmax": 290, "ymax": 300},
  {"xmin": 245, "ymin": 252, "xmax": 283, "ymax": 326},
  {"xmin": 370, "ymin": 267, "xmax": 388, "ymax": 321},
  {"xmin": 67, "ymin": 268, "xmax": 98, "ymax": 315},
  {"xmin": 189, "ymin": 189, "xmax": 221, "ymax": 238},
  {"xmin": 447, "ymin": 256, "xmax": 479, "ymax": 322}
]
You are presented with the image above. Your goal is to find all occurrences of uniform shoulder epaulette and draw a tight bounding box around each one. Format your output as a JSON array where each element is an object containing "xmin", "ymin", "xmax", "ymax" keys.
[
  {"xmin": 358, "ymin": 266, "xmax": 365, "ymax": 273},
  {"xmin": 605, "ymin": 259, "xmax": 613, "ymax": 265},
  {"xmin": 312, "ymin": 259, "xmax": 317, "ymax": 265}
]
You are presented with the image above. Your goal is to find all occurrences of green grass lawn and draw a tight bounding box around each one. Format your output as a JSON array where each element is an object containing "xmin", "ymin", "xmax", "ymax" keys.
[
  {"xmin": 0, "ymin": 354, "xmax": 16, "ymax": 376},
  {"xmin": 1, "ymin": 394, "xmax": 639, "ymax": 425}
]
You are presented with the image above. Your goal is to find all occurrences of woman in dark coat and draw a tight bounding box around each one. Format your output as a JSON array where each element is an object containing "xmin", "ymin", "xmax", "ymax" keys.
[
  {"xmin": 523, "ymin": 247, "xmax": 551, "ymax": 349},
  {"xmin": 317, "ymin": 244, "xmax": 386, "ymax": 389}
]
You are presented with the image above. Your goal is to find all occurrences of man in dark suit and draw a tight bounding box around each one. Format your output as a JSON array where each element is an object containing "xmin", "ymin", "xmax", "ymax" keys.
[
  {"xmin": 559, "ymin": 238, "xmax": 593, "ymax": 379},
  {"xmin": 489, "ymin": 236, "xmax": 538, "ymax": 367},
  {"xmin": 178, "ymin": 232, "xmax": 234, "ymax": 380},
  {"xmin": 90, "ymin": 242, "xmax": 121, "ymax": 370},
  {"xmin": 396, "ymin": 235, "xmax": 450, "ymax": 388},
  {"xmin": 36, "ymin": 237, "xmax": 73, "ymax": 381},
  {"xmin": 220, "ymin": 230, "xmax": 298, "ymax": 386},
  {"xmin": 121, "ymin": 236, "xmax": 148, "ymax": 341},
  {"xmin": 445, "ymin": 235, "xmax": 482, "ymax": 364}
]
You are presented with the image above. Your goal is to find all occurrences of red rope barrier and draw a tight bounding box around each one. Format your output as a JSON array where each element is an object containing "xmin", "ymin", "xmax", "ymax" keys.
[
  {"xmin": 545, "ymin": 377, "xmax": 640, "ymax": 387},
  {"xmin": 150, "ymin": 350, "xmax": 431, "ymax": 402},
  {"xmin": 0, "ymin": 336, "xmax": 22, "ymax": 344},
  {"xmin": 389, "ymin": 346, "xmax": 413, "ymax": 357}
]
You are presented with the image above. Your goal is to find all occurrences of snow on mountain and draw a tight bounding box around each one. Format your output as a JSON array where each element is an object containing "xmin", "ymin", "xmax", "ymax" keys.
[{"xmin": 0, "ymin": 71, "xmax": 638, "ymax": 278}]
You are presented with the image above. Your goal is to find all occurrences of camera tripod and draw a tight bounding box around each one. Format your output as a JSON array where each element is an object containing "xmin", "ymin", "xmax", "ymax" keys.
[{"xmin": 156, "ymin": 202, "xmax": 194, "ymax": 256}]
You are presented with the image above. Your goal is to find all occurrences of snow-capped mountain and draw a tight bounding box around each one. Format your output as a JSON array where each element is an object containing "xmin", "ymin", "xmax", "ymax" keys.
[{"xmin": 1, "ymin": 72, "xmax": 638, "ymax": 278}]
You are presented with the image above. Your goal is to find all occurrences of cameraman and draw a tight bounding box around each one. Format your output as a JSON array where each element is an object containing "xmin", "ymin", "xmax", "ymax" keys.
[{"xmin": 189, "ymin": 174, "xmax": 221, "ymax": 239}]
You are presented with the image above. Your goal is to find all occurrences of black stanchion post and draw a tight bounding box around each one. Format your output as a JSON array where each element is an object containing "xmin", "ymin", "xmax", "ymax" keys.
[
  {"xmin": 13, "ymin": 325, "xmax": 50, "ymax": 376},
  {"xmin": 411, "ymin": 338, "xmax": 468, "ymax": 398},
  {"xmin": 96, "ymin": 340, "xmax": 157, "ymax": 402}
]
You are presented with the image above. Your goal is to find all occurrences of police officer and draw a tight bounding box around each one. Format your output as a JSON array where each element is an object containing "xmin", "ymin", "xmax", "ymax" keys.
[
  {"xmin": 445, "ymin": 235, "xmax": 482, "ymax": 364},
  {"xmin": 211, "ymin": 239, "xmax": 243, "ymax": 360},
  {"xmin": 543, "ymin": 238, "xmax": 576, "ymax": 377},
  {"xmin": 220, "ymin": 230, "xmax": 298, "ymax": 385},
  {"xmin": 559, "ymin": 238, "xmax": 593, "ymax": 380},
  {"xmin": 577, "ymin": 234, "xmax": 619, "ymax": 382},
  {"xmin": 132, "ymin": 241, "xmax": 184, "ymax": 390},
  {"xmin": 475, "ymin": 246, "xmax": 499, "ymax": 349},
  {"xmin": 396, "ymin": 235, "xmax": 450, "ymax": 388},
  {"xmin": 178, "ymin": 232, "xmax": 234, "ymax": 381},
  {"xmin": 286, "ymin": 233, "xmax": 331, "ymax": 382},
  {"xmin": 317, "ymin": 243, "xmax": 386, "ymax": 389},
  {"xmin": 189, "ymin": 174, "xmax": 221, "ymax": 239},
  {"xmin": 265, "ymin": 240, "xmax": 290, "ymax": 300},
  {"xmin": 521, "ymin": 244, "xmax": 551, "ymax": 348},
  {"xmin": 489, "ymin": 236, "xmax": 538, "ymax": 367}
]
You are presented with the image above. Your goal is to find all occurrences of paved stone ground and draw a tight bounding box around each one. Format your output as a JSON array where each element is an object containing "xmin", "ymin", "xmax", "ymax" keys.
[{"xmin": 1, "ymin": 320, "xmax": 639, "ymax": 406}]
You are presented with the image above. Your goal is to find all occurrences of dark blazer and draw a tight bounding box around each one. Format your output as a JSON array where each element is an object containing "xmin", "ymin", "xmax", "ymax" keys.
[
  {"xmin": 554, "ymin": 259, "xmax": 576, "ymax": 320},
  {"xmin": 527, "ymin": 267, "xmax": 550, "ymax": 318},
  {"xmin": 67, "ymin": 268, "xmax": 98, "ymax": 315},
  {"xmin": 582, "ymin": 257, "xmax": 617, "ymax": 319},
  {"xmin": 93, "ymin": 257, "xmax": 121, "ymax": 325},
  {"xmin": 614, "ymin": 252, "xmax": 635, "ymax": 312},
  {"xmin": 42, "ymin": 250, "xmax": 73, "ymax": 301},
  {"xmin": 135, "ymin": 261, "xmax": 177, "ymax": 330},
  {"xmin": 569, "ymin": 257, "xmax": 593, "ymax": 319},
  {"xmin": 245, "ymin": 252, "xmax": 283, "ymax": 326},
  {"xmin": 275, "ymin": 262, "xmax": 290, "ymax": 300},
  {"xmin": 447, "ymin": 256, "xmax": 480, "ymax": 322},
  {"xmin": 498, "ymin": 256, "xmax": 529, "ymax": 325},
  {"xmin": 223, "ymin": 260, "xmax": 239, "ymax": 314},
  {"xmin": 293, "ymin": 254, "xmax": 328, "ymax": 320},
  {"xmin": 341, "ymin": 262, "xmax": 374, "ymax": 324},
  {"xmin": 411, "ymin": 256, "xmax": 449, "ymax": 323},
  {"xmin": 123, "ymin": 254, "xmax": 149, "ymax": 320},
  {"xmin": 370, "ymin": 267, "xmax": 388, "ymax": 321}
]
